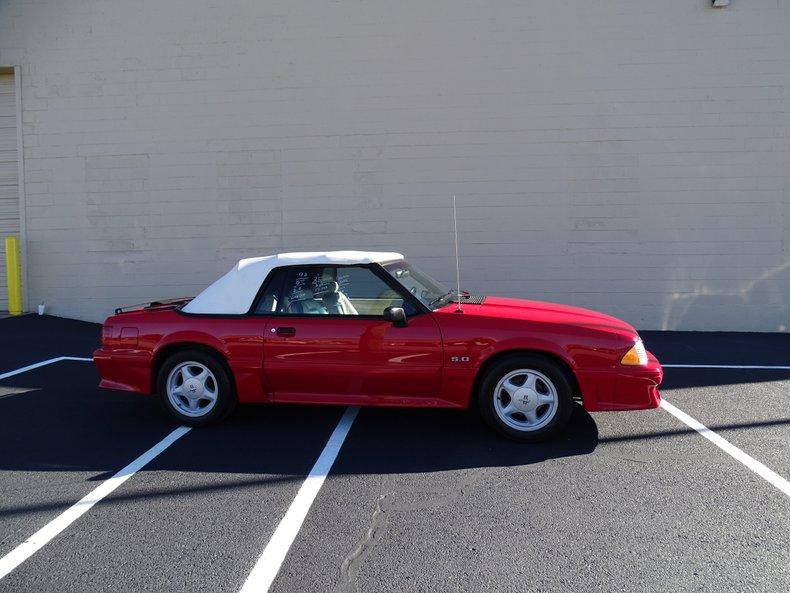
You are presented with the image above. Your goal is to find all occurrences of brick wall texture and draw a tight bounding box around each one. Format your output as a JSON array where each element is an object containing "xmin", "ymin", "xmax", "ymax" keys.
[{"xmin": 1, "ymin": 0, "xmax": 789, "ymax": 329}]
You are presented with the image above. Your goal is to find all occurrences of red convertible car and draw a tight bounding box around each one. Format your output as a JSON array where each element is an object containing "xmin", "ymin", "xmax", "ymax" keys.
[{"xmin": 94, "ymin": 251, "xmax": 662, "ymax": 441}]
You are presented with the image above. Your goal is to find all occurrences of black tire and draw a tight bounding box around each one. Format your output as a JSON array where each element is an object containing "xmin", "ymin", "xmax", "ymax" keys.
[
  {"xmin": 477, "ymin": 354, "xmax": 574, "ymax": 442},
  {"xmin": 157, "ymin": 349, "xmax": 236, "ymax": 426}
]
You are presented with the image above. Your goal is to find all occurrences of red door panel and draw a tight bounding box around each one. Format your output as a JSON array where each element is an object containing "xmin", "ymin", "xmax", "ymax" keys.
[{"xmin": 263, "ymin": 313, "xmax": 443, "ymax": 405}]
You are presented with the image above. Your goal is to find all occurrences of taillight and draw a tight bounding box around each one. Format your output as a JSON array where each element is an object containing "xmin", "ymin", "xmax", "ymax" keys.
[
  {"xmin": 102, "ymin": 325, "xmax": 139, "ymax": 348},
  {"xmin": 120, "ymin": 327, "xmax": 139, "ymax": 347}
]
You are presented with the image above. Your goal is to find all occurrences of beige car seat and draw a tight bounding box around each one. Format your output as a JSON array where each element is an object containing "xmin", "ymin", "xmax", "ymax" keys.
[
  {"xmin": 286, "ymin": 288, "xmax": 327, "ymax": 314},
  {"xmin": 319, "ymin": 281, "xmax": 358, "ymax": 315}
]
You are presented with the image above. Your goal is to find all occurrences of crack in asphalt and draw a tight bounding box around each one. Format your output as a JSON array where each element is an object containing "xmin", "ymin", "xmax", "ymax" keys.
[
  {"xmin": 337, "ymin": 477, "xmax": 389, "ymax": 593},
  {"xmin": 335, "ymin": 469, "xmax": 485, "ymax": 592}
]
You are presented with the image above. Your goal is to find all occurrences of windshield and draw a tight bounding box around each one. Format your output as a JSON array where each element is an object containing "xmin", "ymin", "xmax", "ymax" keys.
[{"xmin": 383, "ymin": 261, "xmax": 452, "ymax": 310}]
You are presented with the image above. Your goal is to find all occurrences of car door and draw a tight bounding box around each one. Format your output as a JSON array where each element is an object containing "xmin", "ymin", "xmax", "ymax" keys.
[{"xmin": 259, "ymin": 264, "xmax": 444, "ymax": 405}]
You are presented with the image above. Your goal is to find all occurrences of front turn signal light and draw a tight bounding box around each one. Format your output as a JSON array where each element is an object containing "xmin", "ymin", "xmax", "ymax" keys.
[{"xmin": 621, "ymin": 340, "xmax": 648, "ymax": 366}]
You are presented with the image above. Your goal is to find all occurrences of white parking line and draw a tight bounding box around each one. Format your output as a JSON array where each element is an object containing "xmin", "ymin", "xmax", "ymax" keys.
[
  {"xmin": 661, "ymin": 362, "xmax": 790, "ymax": 497},
  {"xmin": 663, "ymin": 364, "xmax": 790, "ymax": 370},
  {"xmin": 239, "ymin": 406, "xmax": 360, "ymax": 593},
  {"xmin": 0, "ymin": 356, "xmax": 93, "ymax": 380},
  {"xmin": 0, "ymin": 356, "xmax": 189, "ymax": 580},
  {"xmin": 0, "ymin": 425, "xmax": 191, "ymax": 580},
  {"xmin": 660, "ymin": 400, "xmax": 790, "ymax": 498}
]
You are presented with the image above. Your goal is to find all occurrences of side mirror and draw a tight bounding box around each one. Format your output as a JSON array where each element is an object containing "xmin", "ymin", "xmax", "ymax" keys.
[{"xmin": 383, "ymin": 306, "xmax": 408, "ymax": 327}]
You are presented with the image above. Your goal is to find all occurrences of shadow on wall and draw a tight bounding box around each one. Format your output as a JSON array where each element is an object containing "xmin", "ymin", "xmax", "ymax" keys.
[{"xmin": 660, "ymin": 260, "xmax": 790, "ymax": 332}]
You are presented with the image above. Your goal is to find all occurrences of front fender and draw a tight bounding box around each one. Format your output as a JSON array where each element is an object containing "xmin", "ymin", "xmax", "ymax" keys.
[
  {"xmin": 475, "ymin": 337, "xmax": 577, "ymax": 371},
  {"xmin": 438, "ymin": 333, "xmax": 578, "ymax": 408}
]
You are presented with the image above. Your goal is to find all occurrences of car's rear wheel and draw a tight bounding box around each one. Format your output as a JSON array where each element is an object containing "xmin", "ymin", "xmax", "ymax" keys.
[
  {"xmin": 478, "ymin": 354, "xmax": 573, "ymax": 441},
  {"xmin": 157, "ymin": 349, "xmax": 235, "ymax": 426}
]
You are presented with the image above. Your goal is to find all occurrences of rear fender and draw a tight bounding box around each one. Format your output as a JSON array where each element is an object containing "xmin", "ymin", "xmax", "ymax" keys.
[
  {"xmin": 154, "ymin": 331, "xmax": 232, "ymax": 360},
  {"xmin": 152, "ymin": 330, "xmax": 266, "ymax": 403}
]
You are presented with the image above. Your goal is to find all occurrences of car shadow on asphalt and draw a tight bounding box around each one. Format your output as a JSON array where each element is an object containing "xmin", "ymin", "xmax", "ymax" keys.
[
  {"xmin": 0, "ymin": 361, "xmax": 598, "ymax": 476},
  {"xmin": 0, "ymin": 389, "xmax": 599, "ymax": 520},
  {"xmin": 332, "ymin": 403, "xmax": 598, "ymax": 476},
  {"xmin": 104, "ymin": 400, "xmax": 600, "ymax": 479},
  {"xmin": 3, "ymin": 363, "xmax": 789, "ymax": 521}
]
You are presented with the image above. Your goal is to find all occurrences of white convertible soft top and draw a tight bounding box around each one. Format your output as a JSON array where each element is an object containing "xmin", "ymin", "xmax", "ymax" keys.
[{"xmin": 182, "ymin": 250, "xmax": 404, "ymax": 314}]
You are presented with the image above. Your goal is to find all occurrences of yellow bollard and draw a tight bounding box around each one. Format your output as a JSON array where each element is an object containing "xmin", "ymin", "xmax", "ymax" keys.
[{"xmin": 4, "ymin": 236, "xmax": 22, "ymax": 315}]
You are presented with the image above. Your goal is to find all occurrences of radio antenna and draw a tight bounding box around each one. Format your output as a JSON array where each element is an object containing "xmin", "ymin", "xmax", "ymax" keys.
[{"xmin": 453, "ymin": 195, "xmax": 463, "ymax": 313}]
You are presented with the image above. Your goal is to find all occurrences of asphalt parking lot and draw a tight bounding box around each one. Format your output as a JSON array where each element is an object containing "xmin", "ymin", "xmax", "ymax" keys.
[{"xmin": 1, "ymin": 315, "xmax": 788, "ymax": 593}]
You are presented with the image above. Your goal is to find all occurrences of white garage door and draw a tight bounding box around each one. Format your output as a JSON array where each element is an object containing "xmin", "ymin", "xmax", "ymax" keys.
[{"xmin": 0, "ymin": 70, "xmax": 19, "ymax": 311}]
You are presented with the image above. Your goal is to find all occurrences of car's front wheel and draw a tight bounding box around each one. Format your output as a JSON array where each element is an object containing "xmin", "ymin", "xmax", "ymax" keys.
[
  {"xmin": 157, "ymin": 349, "xmax": 236, "ymax": 426},
  {"xmin": 478, "ymin": 354, "xmax": 573, "ymax": 441}
]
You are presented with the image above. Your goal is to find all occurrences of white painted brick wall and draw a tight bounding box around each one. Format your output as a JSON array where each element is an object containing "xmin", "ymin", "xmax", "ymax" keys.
[{"xmin": 1, "ymin": 0, "xmax": 789, "ymax": 329}]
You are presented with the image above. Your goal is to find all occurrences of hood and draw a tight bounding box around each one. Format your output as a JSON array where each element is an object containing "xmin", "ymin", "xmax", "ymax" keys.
[{"xmin": 446, "ymin": 296, "xmax": 637, "ymax": 335}]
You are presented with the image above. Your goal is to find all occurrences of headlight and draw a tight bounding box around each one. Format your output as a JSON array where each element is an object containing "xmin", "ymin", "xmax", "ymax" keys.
[{"xmin": 621, "ymin": 339, "xmax": 648, "ymax": 366}]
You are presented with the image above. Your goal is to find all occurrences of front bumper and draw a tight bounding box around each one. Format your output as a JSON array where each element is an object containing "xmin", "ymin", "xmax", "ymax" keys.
[
  {"xmin": 576, "ymin": 351, "xmax": 663, "ymax": 412},
  {"xmin": 93, "ymin": 348, "xmax": 153, "ymax": 394}
]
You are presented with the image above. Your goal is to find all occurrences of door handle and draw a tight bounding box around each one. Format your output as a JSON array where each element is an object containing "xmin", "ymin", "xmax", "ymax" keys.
[{"xmin": 275, "ymin": 326, "xmax": 296, "ymax": 337}]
